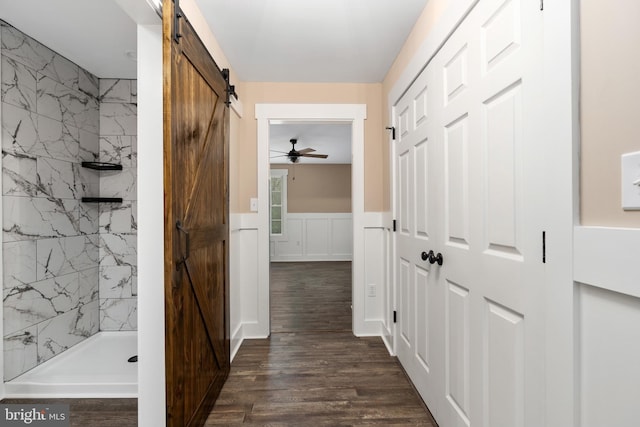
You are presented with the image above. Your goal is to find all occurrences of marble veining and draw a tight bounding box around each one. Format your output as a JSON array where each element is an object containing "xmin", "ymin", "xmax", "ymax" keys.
[
  {"xmin": 3, "ymin": 240, "xmax": 37, "ymax": 289},
  {"xmin": 37, "ymin": 300, "xmax": 99, "ymax": 363},
  {"xmin": 99, "ymin": 298, "xmax": 137, "ymax": 331},
  {"xmin": 2, "ymin": 101, "xmax": 39, "ymax": 155},
  {"xmin": 4, "ymin": 272, "xmax": 80, "ymax": 335},
  {"xmin": 78, "ymin": 267, "xmax": 100, "ymax": 304},
  {"xmin": 1, "ymin": 54, "xmax": 37, "ymax": 112},
  {"xmin": 78, "ymin": 129, "xmax": 99, "ymax": 162},
  {"xmin": 36, "ymin": 235, "xmax": 98, "ymax": 281},
  {"xmin": 37, "ymin": 157, "xmax": 78, "ymax": 198},
  {"xmin": 3, "ymin": 151, "xmax": 39, "ymax": 197},
  {"xmin": 99, "ymin": 265, "xmax": 133, "ymax": 299},
  {"xmin": 99, "ymin": 202, "xmax": 132, "ymax": 234},
  {"xmin": 4, "ymin": 326, "xmax": 37, "ymax": 380},
  {"xmin": 99, "ymin": 135, "xmax": 128, "ymax": 164},
  {"xmin": 1, "ymin": 23, "xmax": 56, "ymax": 77},
  {"xmin": 2, "ymin": 21, "xmax": 138, "ymax": 379},
  {"xmin": 99, "ymin": 233, "xmax": 137, "ymax": 271},
  {"xmin": 99, "ymin": 103, "xmax": 137, "ymax": 136},
  {"xmin": 100, "ymin": 168, "xmax": 136, "ymax": 201},
  {"xmin": 99, "ymin": 79, "xmax": 132, "ymax": 104},
  {"xmin": 35, "ymin": 114, "xmax": 80, "ymax": 162},
  {"xmin": 3, "ymin": 196, "xmax": 79, "ymax": 242},
  {"xmin": 37, "ymin": 75, "xmax": 99, "ymax": 134}
]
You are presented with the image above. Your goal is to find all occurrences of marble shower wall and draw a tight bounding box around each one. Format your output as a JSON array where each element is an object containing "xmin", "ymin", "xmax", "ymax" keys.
[
  {"xmin": 97, "ymin": 79, "xmax": 137, "ymax": 331},
  {"xmin": 1, "ymin": 21, "xmax": 100, "ymax": 380}
]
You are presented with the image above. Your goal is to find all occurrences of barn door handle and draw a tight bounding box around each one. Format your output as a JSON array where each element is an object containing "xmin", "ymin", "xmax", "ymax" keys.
[{"xmin": 176, "ymin": 220, "xmax": 190, "ymax": 261}]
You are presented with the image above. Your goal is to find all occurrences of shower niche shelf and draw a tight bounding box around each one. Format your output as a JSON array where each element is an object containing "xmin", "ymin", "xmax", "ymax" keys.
[
  {"xmin": 81, "ymin": 197, "xmax": 123, "ymax": 203},
  {"xmin": 81, "ymin": 161, "xmax": 123, "ymax": 171},
  {"xmin": 80, "ymin": 161, "xmax": 124, "ymax": 204}
]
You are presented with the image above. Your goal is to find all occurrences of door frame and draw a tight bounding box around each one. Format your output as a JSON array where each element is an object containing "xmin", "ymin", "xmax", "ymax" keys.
[
  {"xmin": 255, "ymin": 104, "xmax": 369, "ymax": 336},
  {"xmin": 388, "ymin": 1, "xmax": 579, "ymax": 426}
]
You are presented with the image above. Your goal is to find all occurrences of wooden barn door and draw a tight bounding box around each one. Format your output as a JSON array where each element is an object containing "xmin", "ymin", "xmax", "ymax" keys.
[{"xmin": 163, "ymin": 1, "xmax": 230, "ymax": 425}]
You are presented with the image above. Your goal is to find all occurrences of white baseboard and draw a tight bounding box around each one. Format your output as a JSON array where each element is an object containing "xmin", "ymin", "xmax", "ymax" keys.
[
  {"xmin": 353, "ymin": 319, "xmax": 383, "ymax": 337},
  {"xmin": 230, "ymin": 324, "xmax": 243, "ymax": 362}
]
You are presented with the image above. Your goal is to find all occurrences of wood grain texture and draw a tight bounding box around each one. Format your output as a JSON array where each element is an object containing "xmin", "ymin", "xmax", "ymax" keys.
[
  {"xmin": 163, "ymin": 0, "xmax": 230, "ymax": 425},
  {"xmin": 205, "ymin": 332, "xmax": 437, "ymax": 426},
  {"xmin": 1, "ymin": 398, "xmax": 137, "ymax": 427},
  {"xmin": 270, "ymin": 262, "xmax": 352, "ymax": 333},
  {"xmin": 206, "ymin": 261, "xmax": 436, "ymax": 425}
]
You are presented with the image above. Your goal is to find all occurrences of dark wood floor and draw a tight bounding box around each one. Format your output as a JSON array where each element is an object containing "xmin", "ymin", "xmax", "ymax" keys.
[
  {"xmin": 270, "ymin": 261, "xmax": 352, "ymax": 333},
  {"xmin": 3, "ymin": 262, "xmax": 436, "ymax": 426},
  {"xmin": 205, "ymin": 261, "xmax": 437, "ymax": 426},
  {"xmin": 1, "ymin": 398, "xmax": 137, "ymax": 427}
]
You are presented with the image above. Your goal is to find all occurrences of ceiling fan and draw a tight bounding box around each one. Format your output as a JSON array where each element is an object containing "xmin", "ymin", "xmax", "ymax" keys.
[{"xmin": 271, "ymin": 138, "xmax": 329, "ymax": 163}]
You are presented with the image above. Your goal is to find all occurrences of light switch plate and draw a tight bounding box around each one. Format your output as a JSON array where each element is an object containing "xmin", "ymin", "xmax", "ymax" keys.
[
  {"xmin": 250, "ymin": 198, "xmax": 258, "ymax": 212},
  {"xmin": 622, "ymin": 151, "xmax": 640, "ymax": 210}
]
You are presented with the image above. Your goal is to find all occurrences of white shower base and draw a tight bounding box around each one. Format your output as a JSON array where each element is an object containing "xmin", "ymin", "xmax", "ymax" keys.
[{"xmin": 5, "ymin": 331, "xmax": 137, "ymax": 398}]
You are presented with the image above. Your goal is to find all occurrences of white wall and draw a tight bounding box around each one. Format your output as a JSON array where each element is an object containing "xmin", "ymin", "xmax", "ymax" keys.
[
  {"xmin": 270, "ymin": 213, "xmax": 353, "ymax": 262},
  {"xmin": 229, "ymin": 214, "xmax": 261, "ymax": 359},
  {"xmin": 135, "ymin": 21, "xmax": 165, "ymax": 427},
  {"xmin": 231, "ymin": 211, "xmax": 389, "ymax": 355},
  {"xmin": 574, "ymin": 227, "xmax": 640, "ymax": 427}
]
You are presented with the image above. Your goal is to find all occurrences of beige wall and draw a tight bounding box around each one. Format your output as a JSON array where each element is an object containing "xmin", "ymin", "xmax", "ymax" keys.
[
  {"xmin": 380, "ymin": 0, "xmax": 450, "ymax": 211},
  {"xmin": 238, "ymin": 82, "xmax": 384, "ymax": 213},
  {"xmin": 580, "ymin": 0, "xmax": 640, "ymax": 227},
  {"xmin": 272, "ymin": 164, "xmax": 352, "ymax": 213},
  {"xmin": 186, "ymin": 0, "xmax": 452, "ymax": 216}
]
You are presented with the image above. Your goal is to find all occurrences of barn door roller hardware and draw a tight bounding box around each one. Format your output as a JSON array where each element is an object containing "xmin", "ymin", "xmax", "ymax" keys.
[
  {"xmin": 222, "ymin": 68, "xmax": 239, "ymax": 106},
  {"xmin": 173, "ymin": 0, "xmax": 183, "ymax": 43}
]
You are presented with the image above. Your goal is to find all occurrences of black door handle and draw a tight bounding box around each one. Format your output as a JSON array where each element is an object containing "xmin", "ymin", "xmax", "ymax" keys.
[
  {"xmin": 421, "ymin": 250, "xmax": 443, "ymax": 266},
  {"xmin": 430, "ymin": 252, "xmax": 443, "ymax": 266}
]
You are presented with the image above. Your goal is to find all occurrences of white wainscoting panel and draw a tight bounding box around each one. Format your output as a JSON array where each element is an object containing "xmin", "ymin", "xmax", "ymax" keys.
[
  {"xmin": 574, "ymin": 226, "xmax": 640, "ymax": 298},
  {"xmin": 578, "ymin": 282, "xmax": 640, "ymax": 427},
  {"xmin": 230, "ymin": 213, "xmax": 263, "ymax": 360},
  {"xmin": 574, "ymin": 226, "xmax": 640, "ymax": 427},
  {"xmin": 306, "ymin": 218, "xmax": 330, "ymax": 256},
  {"xmin": 364, "ymin": 228, "xmax": 384, "ymax": 322},
  {"xmin": 234, "ymin": 212, "xmax": 390, "ymax": 355},
  {"xmin": 271, "ymin": 213, "xmax": 353, "ymax": 261}
]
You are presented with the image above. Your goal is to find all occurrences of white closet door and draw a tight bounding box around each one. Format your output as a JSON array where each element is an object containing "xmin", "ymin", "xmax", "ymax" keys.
[
  {"xmin": 394, "ymin": 62, "xmax": 445, "ymax": 420},
  {"xmin": 393, "ymin": 1, "xmax": 546, "ymax": 426}
]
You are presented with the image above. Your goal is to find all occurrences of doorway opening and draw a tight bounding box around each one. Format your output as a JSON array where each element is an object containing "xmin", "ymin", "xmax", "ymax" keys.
[
  {"xmin": 255, "ymin": 103, "xmax": 368, "ymax": 337},
  {"xmin": 268, "ymin": 122, "xmax": 353, "ymax": 333}
]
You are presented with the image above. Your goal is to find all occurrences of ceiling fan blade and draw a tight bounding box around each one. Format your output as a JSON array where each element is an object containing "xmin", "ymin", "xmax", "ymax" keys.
[
  {"xmin": 301, "ymin": 153, "xmax": 328, "ymax": 159},
  {"xmin": 270, "ymin": 149, "xmax": 289, "ymax": 154},
  {"xmin": 297, "ymin": 148, "xmax": 316, "ymax": 154},
  {"xmin": 270, "ymin": 154, "xmax": 288, "ymax": 158}
]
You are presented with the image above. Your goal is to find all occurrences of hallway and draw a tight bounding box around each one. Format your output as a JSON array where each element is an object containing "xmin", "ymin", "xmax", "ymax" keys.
[{"xmin": 206, "ymin": 262, "xmax": 436, "ymax": 425}]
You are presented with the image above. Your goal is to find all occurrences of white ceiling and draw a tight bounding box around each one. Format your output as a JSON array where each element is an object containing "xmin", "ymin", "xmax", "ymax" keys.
[
  {"xmin": 270, "ymin": 123, "xmax": 351, "ymax": 164},
  {"xmin": 0, "ymin": 0, "xmax": 138, "ymax": 79},
  {"xmin": 0, "ymin": 1, "xmax": 426, "ymax": 158},
  {"xmin": 0, "ymin": 0, "xmax": 428, "ymax": 83},
  {"xmin": 194, "ymin": 0, "xmax": 429, "ymax": 83}
]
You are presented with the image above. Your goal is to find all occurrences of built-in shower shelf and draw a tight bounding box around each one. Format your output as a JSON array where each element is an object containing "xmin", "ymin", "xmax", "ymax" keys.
[
  {"xmin": 81, "ymin": 197, "xmax": 123, "ymax": 203},
  {"xmin": 81, "ymin": 161, "xmax": 123, "ymax": 171}
]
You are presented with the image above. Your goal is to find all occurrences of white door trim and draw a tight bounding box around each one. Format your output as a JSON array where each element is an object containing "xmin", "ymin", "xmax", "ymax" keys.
[{"xmin": 255, "ymin": 104, "xmax": 369, "ymax": 336}]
